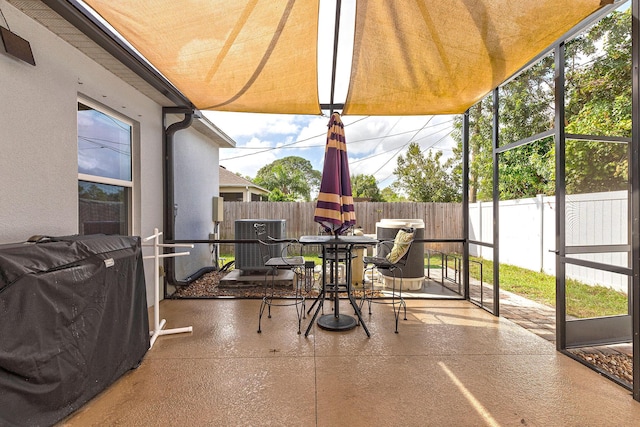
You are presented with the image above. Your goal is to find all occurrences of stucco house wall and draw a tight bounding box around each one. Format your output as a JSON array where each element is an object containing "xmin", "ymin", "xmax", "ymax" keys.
[
  {"xmin": 171, "ymin": 117, "xmax": 221, "ymax": 279},
  {"xmin": 0, "ymin": 1, "xmax": 226, "ymax": 305}
]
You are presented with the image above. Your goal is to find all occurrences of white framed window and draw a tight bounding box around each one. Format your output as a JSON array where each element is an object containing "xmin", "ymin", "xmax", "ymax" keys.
[{"xmin": 77, "ymin": 98, "xmax": 133, "ymax": 235}]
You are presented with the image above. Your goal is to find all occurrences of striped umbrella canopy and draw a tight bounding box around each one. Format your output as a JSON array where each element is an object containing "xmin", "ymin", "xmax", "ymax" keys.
[{"xmin": 314, "ymin": 113, "xmax": 356, "ymax": 236}]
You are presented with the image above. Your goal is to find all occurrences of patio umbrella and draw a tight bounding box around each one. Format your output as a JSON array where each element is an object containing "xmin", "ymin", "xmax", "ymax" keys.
[{"xmin": 314, "ymin": 112, "xmax": 356, "ymax": 236}]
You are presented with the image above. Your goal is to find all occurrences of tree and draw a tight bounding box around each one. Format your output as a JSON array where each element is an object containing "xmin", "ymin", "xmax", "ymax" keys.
[
  {"xmin": 496, "ymin": 55, "xmax": 556, "ymax": 200},
  {"xmin": 448, "ymin": 8, "xmax": 631, "ymax": 201},
  {"xmin": 449, "ymin": 53, "xmax": 557, "ymax": 200},
  {"xmin": 392, "ymin": 142, "xmax": 460, "ymax": 202},
  {"xmin": 380, "ymin": 187, "xmax": 407, "ymax": 202},
  {"xmin": 351, "ymin": 174, "xmax": 383, "ymax": 201},
  {"xmin": 267, "ymin": 188, "xmax": 296, "ymax": 202},
  {"xmin": 563, "ymin": 8, "xmax": 630, "ymax": 194},
  {"xmin": 78, "ymin": 183, "xmax": 121, "ymax": 201},
  {"xmin": 253, "ymin": 156, "xmax": 321, "ymax": 201},
  {"xmin": 449, "ymin": 97, "xmax": 495, "ymax": 202}
]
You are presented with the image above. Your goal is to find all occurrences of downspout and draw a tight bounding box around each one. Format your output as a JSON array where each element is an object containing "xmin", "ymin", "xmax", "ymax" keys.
[
  {"xmin": 162, "ymin": 108, "xmax": 200, "ymax": 290},
  {"xmin": 163, "ymin": 108, "xmax": 219, "ymax": 294}
]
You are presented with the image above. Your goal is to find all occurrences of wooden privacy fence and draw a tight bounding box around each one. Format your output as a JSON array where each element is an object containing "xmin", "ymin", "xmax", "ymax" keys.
[{"xmin": 219, "ymin": 201, "xmax": 463, "ymax": 256}]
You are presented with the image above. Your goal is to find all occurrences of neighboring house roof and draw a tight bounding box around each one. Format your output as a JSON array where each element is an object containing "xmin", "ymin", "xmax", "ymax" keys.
[{"xmin": 219, "ymin": 167, "xmax": 269, "ymax": 195}]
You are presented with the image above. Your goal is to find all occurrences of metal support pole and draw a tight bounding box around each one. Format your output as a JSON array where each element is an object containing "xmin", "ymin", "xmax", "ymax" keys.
[
  {"xmin": 492, "ymin": 88, "xmax": 500, "ymax": 316},
  {"xmin": 554, "ymin": 42, "xmax": 567, "ymax": 351},
  {"xmin": 631, "ymin": 0, "xmax": 640, "ymax": 401},
  {"xmin": 329, "ymin": 0, "xmax": 342, "ymax": 116},
  {"xmin": 462, "ymin": 109, "xmax": 470, "ymax": 299}
]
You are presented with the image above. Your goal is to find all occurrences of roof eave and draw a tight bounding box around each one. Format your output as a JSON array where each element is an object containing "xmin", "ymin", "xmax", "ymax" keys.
[
  {"xmin": 42, "ymin": 0, "xmax": 192, "ymax": 108},
  {"xmin": 193, "ymin": 115, "xmax": 236, "ymax": 148}
]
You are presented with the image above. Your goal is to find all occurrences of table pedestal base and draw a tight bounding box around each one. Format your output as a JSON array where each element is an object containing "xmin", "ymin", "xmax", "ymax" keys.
[{"xmin": 317, "ymin": 314, "xmax": 357, "ymax": 331}]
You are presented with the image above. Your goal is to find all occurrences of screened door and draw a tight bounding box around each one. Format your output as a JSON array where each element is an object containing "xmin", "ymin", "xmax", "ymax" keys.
[{"xmin": 558, "ymin": 136, "xmax": 632, "ymax": 348}]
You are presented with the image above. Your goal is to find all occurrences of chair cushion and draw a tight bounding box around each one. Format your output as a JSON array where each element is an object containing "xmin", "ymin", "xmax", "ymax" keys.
[{"xmin": 386, "ymin": 229, "xmax": 414, "ymax": 264}]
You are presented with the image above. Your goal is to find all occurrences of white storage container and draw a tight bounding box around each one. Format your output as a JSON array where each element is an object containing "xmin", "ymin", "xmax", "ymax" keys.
[{"xmin": 375, "ymin": 219, "xmax": 425, "ymax": 290}]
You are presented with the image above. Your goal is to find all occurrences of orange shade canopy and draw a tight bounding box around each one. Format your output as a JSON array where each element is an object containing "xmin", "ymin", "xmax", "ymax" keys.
[{"xmin": 84, "ymin": 0, "xmax": 612, "ymax": 115}]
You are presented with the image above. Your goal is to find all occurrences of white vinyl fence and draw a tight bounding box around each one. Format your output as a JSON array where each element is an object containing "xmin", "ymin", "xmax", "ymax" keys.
[{"xmin": 469, "ymin": 191, "xmax": 629, "ymax": 293}]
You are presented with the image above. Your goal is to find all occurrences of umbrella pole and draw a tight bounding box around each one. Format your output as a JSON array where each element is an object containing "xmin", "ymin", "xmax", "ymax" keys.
[{"xmin": 333, "ymin": 230, "xmax": 340, "ymax": 319}]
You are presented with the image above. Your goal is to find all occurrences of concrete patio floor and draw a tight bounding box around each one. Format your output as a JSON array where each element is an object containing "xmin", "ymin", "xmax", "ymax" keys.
[{"xmin": 58, "ymin": 298, "xmax": 640, "ymax": 426}]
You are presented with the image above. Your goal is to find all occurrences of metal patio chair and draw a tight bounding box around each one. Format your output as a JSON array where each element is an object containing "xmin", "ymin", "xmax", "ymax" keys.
[
  {"xmin": 361, "ymin": 227, "xmax": 415, "ymax": 333},
  {"xmin": 254, "ymin": 223, "xmax": 306, "ymax": 334}
]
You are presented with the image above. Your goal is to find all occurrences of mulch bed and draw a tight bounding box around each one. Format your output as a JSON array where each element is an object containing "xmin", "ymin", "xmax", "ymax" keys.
[
  {"xmin": 172, "ymin": 270, "xmax": 380, "ymax": 299},
  {"xmin": 569, "ymin": 346, "xmax": 633, "ymax": 385},
  {"xmin": 172, "ymin": 271, "xmax": 307, "ymax": 298}
]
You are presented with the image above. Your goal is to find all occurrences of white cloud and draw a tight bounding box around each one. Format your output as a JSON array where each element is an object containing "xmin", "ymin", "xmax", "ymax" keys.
[
  {"xmin": 219, "ymin": 136, "xmax": 280, "ymax": 178},
  {"xmin": 339, "ymin": 115, "xmax": 457, "ymax": 187},
  {"xmin": 209, "ymin": 112, "xmax": 458, "ymax": 187},
  {"xmin": 317, "ymin": 0, "xmax": 355, "ymax": 104},
  {"xmin": 203, "ymin": 111, "xmax": 302, "ymax": 139}
]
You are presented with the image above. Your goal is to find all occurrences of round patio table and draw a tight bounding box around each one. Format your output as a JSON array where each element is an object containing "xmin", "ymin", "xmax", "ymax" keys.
[{"xmin": 299, "ymin": 235, "xmax": 378, "ymax": 337}]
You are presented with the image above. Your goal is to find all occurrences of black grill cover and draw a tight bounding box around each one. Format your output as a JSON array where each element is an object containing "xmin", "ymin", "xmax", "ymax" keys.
[{"xmin": 0, "ymin": 235, "xmax": 149, "ymax": 426}]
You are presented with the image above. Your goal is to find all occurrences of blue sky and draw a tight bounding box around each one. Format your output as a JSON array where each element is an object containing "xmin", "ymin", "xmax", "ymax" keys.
[{"xmin": 204, "ymin": 111, "xmax": 457, "ymax": 189}]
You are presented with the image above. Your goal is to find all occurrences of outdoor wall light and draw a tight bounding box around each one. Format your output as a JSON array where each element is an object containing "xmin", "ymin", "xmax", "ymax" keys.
[{"xmin": 0, "ymin": 26, "xmax": 35, "ymax": 66}]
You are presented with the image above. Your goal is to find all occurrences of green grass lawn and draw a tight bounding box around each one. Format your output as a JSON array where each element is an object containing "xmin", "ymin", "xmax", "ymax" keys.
[
  {"xmin": 223, "ymin": 251, "xmax": 628, "ymax": 319},
  {"xmin": 426, "ymin": 254, "xmax": 628, "ymax": 319}
]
